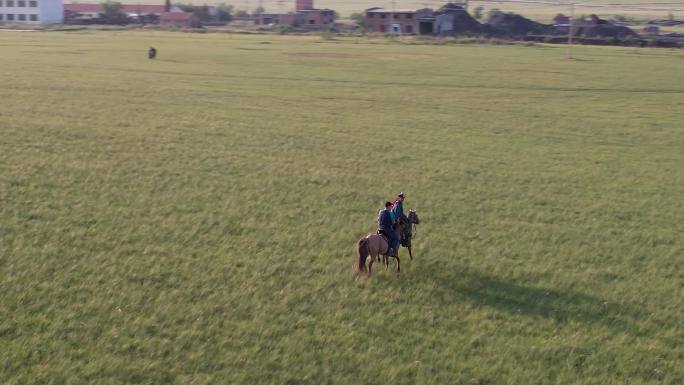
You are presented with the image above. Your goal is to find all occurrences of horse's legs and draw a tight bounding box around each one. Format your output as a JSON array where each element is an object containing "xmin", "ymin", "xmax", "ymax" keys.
[
  {"xmin": 408, "ymin": 245, "xmax": 413, "ymax": 260},
  {"xmin": 367, "ymin": 255, "xmax": 373, "ymax": 276},
  {"xmin": 395, "ymin": 255, "xmax": 401, "ymax": 273}
]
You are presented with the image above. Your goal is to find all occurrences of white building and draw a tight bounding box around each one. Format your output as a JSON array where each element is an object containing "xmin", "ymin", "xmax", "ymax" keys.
[{"xmin": 0, "ymin": 0, "xmax": 63, "ymax": 24}]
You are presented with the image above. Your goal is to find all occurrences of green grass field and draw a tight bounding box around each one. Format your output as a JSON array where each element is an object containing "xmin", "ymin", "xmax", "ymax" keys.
[{"xmin": 1, "ymin": 31, "xmax": 683, "ymax": 384}]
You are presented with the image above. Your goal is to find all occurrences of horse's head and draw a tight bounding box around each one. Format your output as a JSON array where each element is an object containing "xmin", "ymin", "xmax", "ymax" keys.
[{"xmin": 408, "ymin": 209, "xmax": 420, "ymax": 224}]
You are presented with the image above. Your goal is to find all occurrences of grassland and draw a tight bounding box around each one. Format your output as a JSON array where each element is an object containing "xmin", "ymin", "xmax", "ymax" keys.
[{"xmin": 1, "ymin": 31, "xmax": 683, "ymax": 384}]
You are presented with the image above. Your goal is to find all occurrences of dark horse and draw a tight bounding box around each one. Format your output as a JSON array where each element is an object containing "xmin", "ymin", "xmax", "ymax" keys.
[
  {"xmin": 354, "ymin": 209, "xmax": 420, "ymax": 276},
  {"xmin": 383, "ymin": 209, "xmax": 420, "ymax": 269}
]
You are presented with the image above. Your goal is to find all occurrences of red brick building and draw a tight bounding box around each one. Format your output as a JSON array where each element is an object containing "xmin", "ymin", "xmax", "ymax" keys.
[
  {"xmin": 256, "ymin": 0, "xmax": 334, "ymax": 29},
  {"xmin": 364, "ymin": 7, "xmax": 444, "ymax": 34},
  {"xmin": 296, "ymin": 0, "xmax": 313, "ymax": 11},
  {"xmin": 159, "ymin": 12, "xmax": 199, "ymax": 27},
  {"xmin": 364, "ymin": 3, "xmax": 479, "ymax": 35},
  {"xmin": 365, "ymin": 8, "xmax": 417, "ymax": 34}
]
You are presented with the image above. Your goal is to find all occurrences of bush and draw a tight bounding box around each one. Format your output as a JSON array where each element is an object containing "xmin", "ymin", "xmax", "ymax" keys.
[
  {"xmin": 100, "ymin": 1, "xmax": 129, "ymax": 25},
  {"xmin": 277, "ymin": 25, "xmax": 294, "ymax": 34},
  {"xmin": 350, "ymin": 12, "xmax": 365, "ymax": 29},
  {"xmin": 217, "ymin": 3, "xmax": 233, "ymax": 22}
]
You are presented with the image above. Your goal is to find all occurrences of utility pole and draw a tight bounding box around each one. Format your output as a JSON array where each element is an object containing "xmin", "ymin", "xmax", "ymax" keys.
[{"xmin": 567, "ymin": 2, "xmax": 575, "ymax": 59}]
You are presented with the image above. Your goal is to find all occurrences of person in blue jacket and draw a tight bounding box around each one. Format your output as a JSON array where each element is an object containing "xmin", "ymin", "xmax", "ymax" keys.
[
  {"xmin": 377, "ymin": 201, "xmax": 398, "ymax": 257},
  {"xmin": 392, "ymin": 192, "xmax": 406, "ymax": 222},
  {"xmin": 392, "ymin": 192, "xmax": 408, "ymax": 245}
]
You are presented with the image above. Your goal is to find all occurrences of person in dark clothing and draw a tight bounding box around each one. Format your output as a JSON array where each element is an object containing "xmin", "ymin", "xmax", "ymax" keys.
[
  {"xmin": 148, "ymin": 47, "xmax": 157, "ymax": 59},
  {"xmin": 378, "ymin": 201, "xmax": 398, "ymax": 257}
]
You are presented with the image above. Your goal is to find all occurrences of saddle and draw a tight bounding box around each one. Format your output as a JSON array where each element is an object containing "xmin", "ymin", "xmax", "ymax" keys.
[
  {"xmin": 374, "ymin": 231, "xmax": 392, "ymax": 259},
  {"xmin": 376, "ymin": 230, "xmax": 390, "ymax": 245}
]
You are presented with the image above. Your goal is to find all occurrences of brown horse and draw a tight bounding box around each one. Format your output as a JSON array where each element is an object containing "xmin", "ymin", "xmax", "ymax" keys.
[
  {"xmin": 354, "ymin": 233, "xmax": 391, "ymax": 277},
  {"xmin": 355, "ymin": 209, "xmax": 421, "ymax": 276}
]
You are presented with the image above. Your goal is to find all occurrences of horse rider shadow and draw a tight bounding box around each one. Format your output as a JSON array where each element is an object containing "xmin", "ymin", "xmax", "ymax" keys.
[{"xmin": 428, "ymin": 267, "xmax": 644, "ymax": 336}]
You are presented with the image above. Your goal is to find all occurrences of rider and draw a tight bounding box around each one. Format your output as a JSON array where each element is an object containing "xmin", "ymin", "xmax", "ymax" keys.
[
  {"xmin": 391, "ymin": 192, "xmax": 406, "ymax": 220},
  {"xmin": 391, "ymin": 192, "xmax": 408, "ymax": 244},
  {"xmin": 377, "ymin": 201, "xmax": 398, "ymax": 257}
]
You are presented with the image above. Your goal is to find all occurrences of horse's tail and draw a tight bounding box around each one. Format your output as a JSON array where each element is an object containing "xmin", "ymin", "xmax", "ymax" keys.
[{"xmin": 355, "ymin": 237, "xmax": 369, "ymax": 273}]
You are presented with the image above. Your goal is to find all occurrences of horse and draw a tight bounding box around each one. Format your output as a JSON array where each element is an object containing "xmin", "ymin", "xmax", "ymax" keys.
[
  {"xmin": 354, "ymin": 233, "xmax": 391, "ymax": 277},
  {"xmin": 354, "ymin": 209, "xmax": 421, "ymax": 277},
  {"xmin": 384, "ymin": 209, "xmax": 420, "ymax": 268}
]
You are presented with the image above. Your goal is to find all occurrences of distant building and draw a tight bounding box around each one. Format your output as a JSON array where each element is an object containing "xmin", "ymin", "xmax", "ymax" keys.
[
  {"xmin": 256, "ymin": 0, "xmax": 334, "ymax": 29},
  {"xmin": 641, "ymin": 25, "xmax": 660, "ymax": 35},
  {"xmin": 63, "ymin": 3, "xmax": 183, "ymax": 20},
  {"xmin": 296, "ymin": 0, "xmax": 312, "ymax": 10},
  {"xmin": 432, "ymin": 3, "xmax": 480, "ymax": 35},
  {"xmin": 159, "ymin": 11, "xmax": 197, "ymax": 27},
  {"xmin": 0, "ymin": 0, "xmax": 63, "ymax": 24},
  {"xmin": 552, "ymin": 13, "xmax": 570, "ymax": 27},
  {"xmin": 364, "ymin": 7, "xmax": 419, "ymax": 34},
  {"xmin": 364, "ymin": 3, "xmax": 478, "ymax": 35},
  {"xmin": 569, "ymin": 14, "xmax": 638, "ymax": 39}
]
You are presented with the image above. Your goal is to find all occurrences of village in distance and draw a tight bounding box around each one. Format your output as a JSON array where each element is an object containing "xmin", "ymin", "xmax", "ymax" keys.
[{"xmin": 1, "ymin": 0, "xmax": 683, "ymax": 48}]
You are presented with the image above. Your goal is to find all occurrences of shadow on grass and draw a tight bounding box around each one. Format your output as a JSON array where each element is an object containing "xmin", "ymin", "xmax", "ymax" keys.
[{"xmin": 427, "ymin": 266, "xmax": 643, "ymax": 333}]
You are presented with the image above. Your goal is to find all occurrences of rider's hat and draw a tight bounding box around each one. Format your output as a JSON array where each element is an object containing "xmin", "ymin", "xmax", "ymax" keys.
[{"xmin": 398, "ymin": 192, "xmax": 405, "ymax": 198}]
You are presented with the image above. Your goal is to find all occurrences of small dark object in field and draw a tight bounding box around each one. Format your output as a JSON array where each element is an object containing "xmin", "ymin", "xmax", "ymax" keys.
[{"xmin": 148, "ymin": 47, "xmax": 157, "ymax": 59}]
